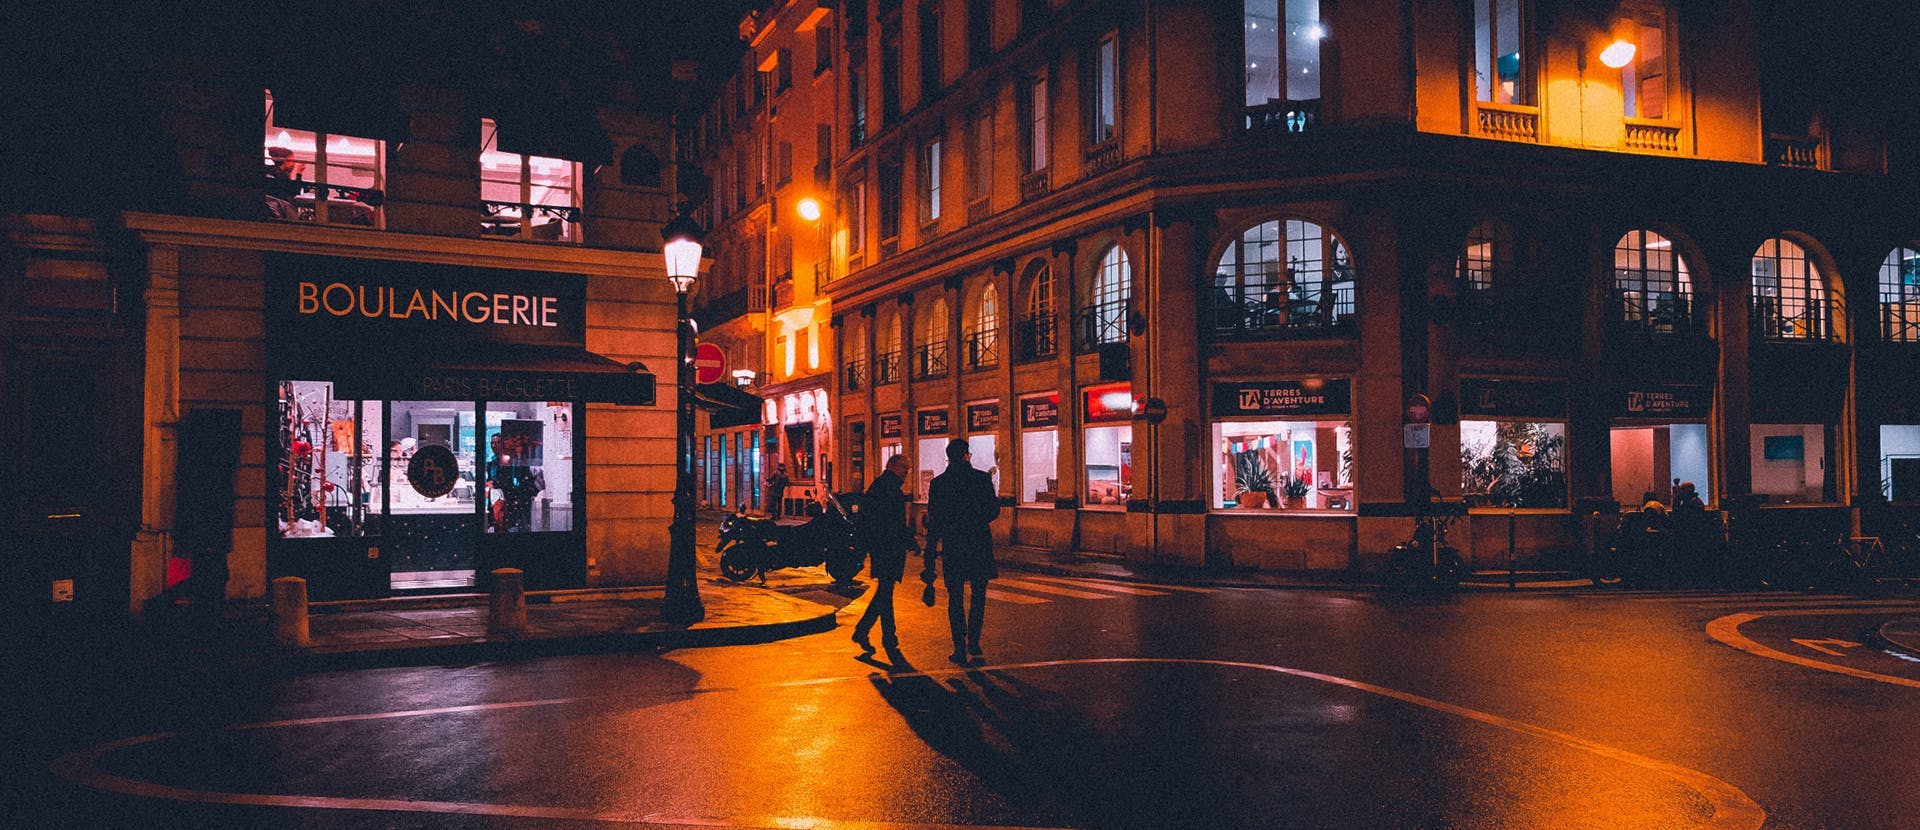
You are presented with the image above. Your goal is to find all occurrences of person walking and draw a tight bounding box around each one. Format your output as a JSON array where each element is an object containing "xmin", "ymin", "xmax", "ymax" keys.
[
  {"xmin": 766, "ymin": 463, "xmax": 791, "ymax": 520},
  {"xmin": 852, "ymin": 455, "xmax": 913, "ymax": 655},
  {"xmin": 923, "ymin": 438, "xmax": 1002, "ymax": 666}
]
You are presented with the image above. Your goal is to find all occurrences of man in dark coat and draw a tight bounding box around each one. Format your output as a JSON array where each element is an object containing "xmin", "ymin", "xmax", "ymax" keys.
[
  {"xmin": 924, "ymin": 438, "xmax": 1003, "ymax": 666},
  {"xmin": 852, "ymin": 455, "xmax": 914, "ymax": 654}
]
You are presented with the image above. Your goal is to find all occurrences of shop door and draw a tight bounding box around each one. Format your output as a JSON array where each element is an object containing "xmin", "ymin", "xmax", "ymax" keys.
[
  {"xmin": 385, "ymin": 400, "xmax": 480, "ymax": 592},
  {"xmin": 474, "ymin": 402, "xmax": 585, "ymax": 591}
]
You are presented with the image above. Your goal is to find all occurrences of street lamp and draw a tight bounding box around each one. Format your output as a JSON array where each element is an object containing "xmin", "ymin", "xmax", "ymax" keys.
[{"xmin": 661, "ymin": 209, "xmax": 706, "ymax": 624}]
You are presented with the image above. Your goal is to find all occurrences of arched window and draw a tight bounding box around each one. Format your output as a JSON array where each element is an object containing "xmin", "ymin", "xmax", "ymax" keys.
[
  {"xmin": 1457, "ymin": 219, "xmax": 1513, "ymax": 294},
  {"xmin": 966, "ymin": 283, "xmax": 1001, "ymax": 369},
  {"xmin": 916, "ymin": 297, "xmax": 951, "ymax": 378},
  {"xmin": 1879, "ymin": 247, "xmax": 1920, "ymax": 343},
  {"xmin": 1611, "ymin": 229, "xmax": 1696, "ymax": 336},
  {"xmin": 1085, "ymin": 245, "xmax": 1132, "ymax": 345},
  {"xmin": 1212, "ymin": 218, "xmax": 1354, "ymax": 336},
  {"xmin": 876, "ymin": 310, "xmax": 903, "ymax": 384},
  {"xmin": 1017, "ymin": 262, "xmax": 1057, "ymax": 360},
  {"xmin": 1751, "ymin": 238, "xmax": 1834, "ymax": 341},
  {"xmin": 844, "ymin": 317, "xmax": 870, "ymax": 391}
]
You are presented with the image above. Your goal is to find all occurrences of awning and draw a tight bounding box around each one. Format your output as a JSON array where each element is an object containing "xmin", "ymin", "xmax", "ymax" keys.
[
  {"xmin": 695, "ymin": 382, "xmax": 765, "ymax": 429},
  {"xmin": 286, "ymin": 344, "xmax": 656, "ymax": 406}
]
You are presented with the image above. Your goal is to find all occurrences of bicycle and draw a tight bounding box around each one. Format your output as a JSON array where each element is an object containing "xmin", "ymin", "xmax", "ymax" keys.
[{"xmin": 1387, "ymin": 512, "xmax": 1467, "ymax": 592}]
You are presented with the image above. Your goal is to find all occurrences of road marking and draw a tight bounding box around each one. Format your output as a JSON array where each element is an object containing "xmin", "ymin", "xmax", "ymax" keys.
[
  {"xmin": 991, "ymin": 578, "xmax": 1118, "ymax": 600},
  {"xmin": 1789, "ymin": 637, "xmax": 1862, "ymax": 657},
  {"xmin": 1706, "ymin": 611, "xmax": 1920, "ymax": 690},
  {"xmin": 1012, "ymin": 575, "xmax": 1171, "ymax": 596},
  {"xmin": 982, "ymin": 588, "xmax": 1050, "ymax": 604},
  {"xmin": 59, "ymin": 659, "xmax": 1764, "ymax": 830}
]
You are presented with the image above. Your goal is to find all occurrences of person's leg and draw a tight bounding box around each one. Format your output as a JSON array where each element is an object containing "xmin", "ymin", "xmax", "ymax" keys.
[
  {"xmin": 965, "ymin": 578, "xmax": 988, "ymax": 654},
  {"xmin": 944, "ymin": 571, "xmax": 968, "ymax": 656},
  {"xmin": 852, "ymin": 585, "xmax": 881, "ymax": 647},
  {"xmin": 874, "ymin": 578, "xmax": 898, "ymax": 646}
]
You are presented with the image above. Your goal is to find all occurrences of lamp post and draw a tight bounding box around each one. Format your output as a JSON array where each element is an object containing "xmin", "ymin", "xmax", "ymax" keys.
[{"xmin": 661, "ymin": 210, "xmax": 706, "ymax": 624}]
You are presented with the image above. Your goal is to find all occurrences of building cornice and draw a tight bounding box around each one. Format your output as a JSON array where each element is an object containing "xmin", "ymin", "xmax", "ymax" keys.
[{"xmin": 119, "ymin": 213, "xmax": 686, "ymax": 279}]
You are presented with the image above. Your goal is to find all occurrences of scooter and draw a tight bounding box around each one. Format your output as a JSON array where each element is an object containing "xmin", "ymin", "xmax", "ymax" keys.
[{"xmin": 717, "ymin": 492, "xmax": 867, "ymax": 585}]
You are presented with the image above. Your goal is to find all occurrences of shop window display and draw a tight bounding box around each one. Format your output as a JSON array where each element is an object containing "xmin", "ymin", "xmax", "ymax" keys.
[
  {"xmin": 1084, "ymin": 425, "xmax": 1132, "ymax": 505},
  {"xmin": 1022, "ymin": 429, "xmax": 1059, "ymax": 503},
  {"xmin": 967, "ymin": 433, "xmax": 1001, "ymax": 493},
  {"xmin": 275, "ymin": 380, "xmax": 382, "ymax": 539},
  {"xmin": 1461, "ymin": 420, "xmax": 1568, "ymax": 509},
  {"xmin": 916, "ymin": 437, "xmax": 947, "ymax": 501},
  {"xmin": 481, "ymin": 403, "xmax": 575, "ymax": 533},
  {"xmin": 1750, "ymin": 424, "xmax": 1833, "ymax": 504},
  {"xmin": 1212, "ymin": 420, "xmax": 1353, "ymax": 510},
  {"xmin": 1880, "ymin": 425, "xmax": 1920, "ymax": 503},
  {"xmin": 1609, "ymin": 424, "xmax": 1710, "ymax": 508}
]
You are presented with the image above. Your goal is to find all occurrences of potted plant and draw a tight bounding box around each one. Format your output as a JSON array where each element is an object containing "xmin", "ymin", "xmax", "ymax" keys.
[
  {"xmin": 1233, "ymin": 451, "xmax": 1273, "ymax": 508},
  {"xmin": 1282, "ymin": 474, "xmax": 1311, "ymax": 509}
]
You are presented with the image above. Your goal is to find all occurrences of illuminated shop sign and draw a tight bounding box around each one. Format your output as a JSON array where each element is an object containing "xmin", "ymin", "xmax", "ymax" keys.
[
  {"xmin": 268, "ymin": 253, "xmax": 585, "ymax": 347},
  {"xmin": 1083, "ymin": 383, "xmax": 1134, "ymax": 423},
  {"xmin": 1618, "ymin": 384, "xmax": 1712, "ymax": 419},
  {"xmin": 917, "ymin": 407, "xmax": 952, "ymax": 435},
  {"xmin": 879, "ymin": 413, "xmax": 903, "ymax": 438},
  {"xmin": 966, "ymin": 400, "xmax": 1000, "ymax": 432},
  {"xmin": 1020, "ymin": 393, "xmax": 1060, "ymax": 429},
  {"xmin": 1460, "ymin": 378, "xmax": 1567, "ymax": 419},
  {"xmin": 1210, "ymin": 379, "xmax": 1351, "ymax": 417}
]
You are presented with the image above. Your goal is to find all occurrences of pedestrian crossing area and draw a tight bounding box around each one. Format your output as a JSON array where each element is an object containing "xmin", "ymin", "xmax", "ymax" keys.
[
  {"xmin": 980, "ymin": 574, "xmax": 1218, "ymax": 606},
  {"xmin": 1576, "ymin": 589, "xmax": 1920, "ymax": 612}
]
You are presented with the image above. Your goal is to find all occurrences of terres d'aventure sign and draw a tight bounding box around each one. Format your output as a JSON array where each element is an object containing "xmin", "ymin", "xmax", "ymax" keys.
[{"xmin": 1211, "ymin": 379, "xmax": 1351, "ymax": 417}]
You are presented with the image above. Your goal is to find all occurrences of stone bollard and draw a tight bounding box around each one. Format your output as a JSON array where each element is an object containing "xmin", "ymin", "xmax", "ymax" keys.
[
  {"xmin": 488, "ymin": 568, "xmax": 527, "ymax": 637},
  {"xmin": 271, "ymin": 576, "xmax": 310, "ymax": 648}
]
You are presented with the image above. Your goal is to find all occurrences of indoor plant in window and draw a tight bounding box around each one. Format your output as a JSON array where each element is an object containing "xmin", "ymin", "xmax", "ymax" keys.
[
  {"xmin": 1233, "ymin": 451, "xmax": 1273, "ymax": 508},
  {"xmin": 1281, "ymin": 473, "xmax": 1311, "ymax": 509}
]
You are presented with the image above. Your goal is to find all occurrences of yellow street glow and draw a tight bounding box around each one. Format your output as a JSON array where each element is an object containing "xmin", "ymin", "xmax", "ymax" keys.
[
  {"xmin": 796, "ymin": 197, "xmax": 822, "ymax": 222},
  {"xmin": 1598, "ymin": 39, "xmax": 1637, "ymax": 69}
]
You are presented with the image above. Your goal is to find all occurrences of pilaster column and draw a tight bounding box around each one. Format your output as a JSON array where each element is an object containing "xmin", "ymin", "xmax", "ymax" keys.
[{"xmin": 131, "ymin": 244, "xmax": 183, "ymax": 614}]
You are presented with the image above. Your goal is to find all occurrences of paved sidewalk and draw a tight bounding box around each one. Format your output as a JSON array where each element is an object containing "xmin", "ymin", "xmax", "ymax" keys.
[{"xmin": 991, "ymin": 543, "xmax": 1589, "ymax": 592}]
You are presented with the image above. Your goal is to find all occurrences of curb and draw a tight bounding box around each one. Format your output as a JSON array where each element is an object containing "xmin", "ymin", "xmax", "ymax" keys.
[{"xmin": 1875, "ymin": 618, "xmax": 1920, "ymax": 660}]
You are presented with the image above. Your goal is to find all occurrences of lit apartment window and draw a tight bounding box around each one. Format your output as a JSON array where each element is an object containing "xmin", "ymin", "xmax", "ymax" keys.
[
  {"xmin": 918, "ymin": 134, "xmax": 943, "ymax": 225},
  {"xmin": 1458, "ymin": 219, "xmax": 1512, "ymax": 294},
  {"xmin": 479, "ymin": 119, "xmax": 582, "ymax": 241},
  {"xmin": 1023, "ymin": 71, "xmax": 1050, "ymax": 173},
  {"xmin": 1879, "ymin": 247, "xmax": 1920, "ymax": 343},
  {"xmin": 1473, "ymin": 0, "xmax": 1531, "ymax": 105},
  {"xmin": 1212, "ymin": 219, "xmax": 1355, "ymax": 336},
  {"xmin": 967, "ymin": 282, "xmax": 1001, "ymax": 369},
  {"xmin": 1088, "ymin": 34, "xmax": 1118, "ymax": 145},
  {"xmin": 262, "ymin": 91, "xmax": 386, "ymax": 227},
  {"xmin": 1086, "ymin": 245, "xmax": 1132, "ymax": 346},
  {"xmin": 1751, "ymin": 238, "xmax": 1834, "ymax": 341},
  {"xmin": 1244, "ymin": 0, "xmax": 1322, "ymax": 107},
  {"xmin": 1612, "ymin": 229, "xmax": 1695, "ymax": 336},
  {"xmin": 917, "ymin": 296, "xmax": 951, "ymax": 379},
  {"xmin": 1018, "ymin": 262, "xmax": 1057, "ymax": 360},
  {"xmin": 1620, "ymin": 4, "xmax": 1669, "ymax": 119}
]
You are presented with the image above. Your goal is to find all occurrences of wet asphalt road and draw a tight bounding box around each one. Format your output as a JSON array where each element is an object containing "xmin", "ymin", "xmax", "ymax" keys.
[{"xmin": 14, "ymin": 581, "xmax": 1920, "ymax": 829}]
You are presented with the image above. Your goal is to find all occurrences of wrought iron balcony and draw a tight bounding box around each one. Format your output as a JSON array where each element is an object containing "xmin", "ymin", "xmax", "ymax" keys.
[
  {"xmin": 1243, "ymin": 98, "xmax": 1321, "ymax": 135},
  {"xmin": 843, "ymin": 358, "xmax": 868, "ymax": 391},
  {"xmin": 963, "ymin": 328, "xmax": 1000, "ymax": 370},
  {"xmin": 873, "ymin": 350, "xmax": 902, "ymax": 385},
  {"xmin": 482, "ymin": 200, "xmax": 579, "ymax": 240},
  {"xmin": 1014, "ymin": 315, "xmax": 1056, "ymax": 361},
  {"xmin": 914, "ymin": 341, "xmax": 949, "ymax": 379}
]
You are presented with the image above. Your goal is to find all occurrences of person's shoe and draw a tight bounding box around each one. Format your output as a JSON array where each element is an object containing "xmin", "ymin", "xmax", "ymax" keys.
[
  {"xmin": 948, "ymin": 651, "xmax": 971, "ymax": 667},
  {"xmin": 852, "ymin": 632, "xmax": 875, "ymax": 655},
  {"xmin": 965, "ymin": 642, "xmax": 983, "ymax": 656}
]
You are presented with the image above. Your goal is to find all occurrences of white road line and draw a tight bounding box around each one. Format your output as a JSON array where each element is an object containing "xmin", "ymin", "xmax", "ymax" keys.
[
  {"xmin": 983, "ymin": 588, "xmax": 1050, "ymax": 604},
  {"xmin": 1707, "ymin": 610, "xmax": 1920, "ymax": 690},
  {"xmin": 1012, "ymin": 574, "xmax": 1171, "ymax": 596},
  {"xmin": 991, "ymin": 578, "xmax": 1118, "ymax": 600},
  {"xmin": 58, "ymin": 658, "xmax": 1765, "ymax": 830}
]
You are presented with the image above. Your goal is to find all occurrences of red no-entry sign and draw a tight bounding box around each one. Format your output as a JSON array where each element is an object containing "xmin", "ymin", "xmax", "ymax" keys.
[{"xmin": 694, "ymin": 343, "xmax": 727, "ymax": 385}]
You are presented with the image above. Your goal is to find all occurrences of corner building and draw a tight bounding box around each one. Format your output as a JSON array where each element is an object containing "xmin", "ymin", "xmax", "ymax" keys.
[{"xmin": 697, "ymin": 0, "xmax": 1916, "ymax": 572}]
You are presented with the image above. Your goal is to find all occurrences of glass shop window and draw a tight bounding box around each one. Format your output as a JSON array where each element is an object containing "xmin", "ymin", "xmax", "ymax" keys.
[
  {"xmin": 1609, "ymin": 423, "xmax": 1710, "ymax": 509},
  {"xmin": 1461, "ymin": 420, "xmax": 1568, "ymax": 509},
  {"xmin": 966, "ymin": 432, "xmax": 1001, "ymax": 493},
  {"xmin": 274, "ymin": 380, "xmax": 383, "ymax": 539},
  {"xmin": 480, "ymin": 118, "xmax": 583, "ymax": 241},
  {"xmin": 480, "ymin": 403, "xmax": 576, "ymax": 533},
  {"xmin": 1084, "ymin": 424, "xmax": 1133, "ymax": 506},
  {"xmin": 1022, "ymin": 428, "xmax": 1058, "ymax": 504},
  {"xmin": 1881, "ymin": 425, "xmax": 1920, "ymax": 503},
  {"xmin": 1212, "ymin": 420, "xmax": 1354, "ymax": 511},
  {"xmin": 263, "ymin": 91, "xmax": 386, "ymax": 226},
  {"xmin": 916, "ymin": 437, "xmax": 947, "ymax": 502},
  {"xmin": 1750, "ymin": 424, "xmax": 1835, "ymax": 504}
]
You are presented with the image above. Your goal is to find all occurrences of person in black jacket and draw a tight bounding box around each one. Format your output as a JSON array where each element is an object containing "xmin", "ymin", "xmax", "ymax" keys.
[
  {"xmin": 853, "ymin": 455, "xmax": 913, "ymax": 654},
  {"xmin": 923, "ymin": 438, "xmax": 1003, "ymax": 666}
]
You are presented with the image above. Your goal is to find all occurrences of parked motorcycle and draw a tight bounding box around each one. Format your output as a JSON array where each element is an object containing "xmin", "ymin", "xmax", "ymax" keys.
[{"xmin": 717, "ymin": 492, "xmax": 866, "ymax": 585}]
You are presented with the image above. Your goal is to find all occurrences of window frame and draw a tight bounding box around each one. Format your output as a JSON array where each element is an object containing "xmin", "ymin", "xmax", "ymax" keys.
[
  {"xmin": 263, "ymin": 90, "xmax": 389, "ymax": 228},
  {"xmin": 918, "ymin": 133, "xmax": 944, "ymax": 226},
  {"xmin": 1085, "ymin": 245, "xmax": 1132, "ymax": 347},
  {"xmin": 1609, "ymin": 229, "xmax": 1698, "ymax": 338},
  {"xmin": 1210, "ymin": 218, "xmax": 1357, "ymax": 339},
  {"xmin": 1087, "ymin": 32, "xmax": 1119, "ymax": 147},
  {"xmin": 1877, "ymin": 247, "xmax": 1920, "ymax": 343},
  {"xmin": 479, "ymin": 118, "xmax": 583, "ymax": 242},
  {"xmin": 1750, "ymin": 237, "xmax": 1836, "ymax": 342},
  {"xmin": 1472, "ymin": 0, "xmax": 1534, "ymax": 107}
]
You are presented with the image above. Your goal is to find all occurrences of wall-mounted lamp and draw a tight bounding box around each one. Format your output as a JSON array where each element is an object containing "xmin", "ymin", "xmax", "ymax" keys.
[
  {"xmin": 1598, "ymin": 38, "xmax": 1637, "ymax": 70},
  {"xmin": 796, "ymin": 196, "xmax": 822, "ymax": 222}
]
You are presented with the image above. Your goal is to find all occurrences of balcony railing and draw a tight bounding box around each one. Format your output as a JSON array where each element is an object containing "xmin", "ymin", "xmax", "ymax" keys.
[
  {"xmin": 1475, "ymin": 103, "xmax": 1540, "ymax": 143},
  {"xmin": 265, "ymin": 178, "xmax": 385, "ymax": 227},
  {"xmin": 1766, "ymin": 134, "xmax": 1823, "ymax": 169},
  {"xmin": 1014, "ymin": 315, "xmax": 1057, "ymax": 361},
  {"xmin": 1882, "ymin": 301, "xmax": 1920, "ymax": 343},
  {"xmin": 1242, "ymin": 98, "xmax": 1320, "ymax": 135},
  {"xmin": 967, "ymin": 196, "xmax": 991, "ymax": 224},
  {"xmin": 1606, "ymin": 291, "xmax": 1707, "ymax": 339},
  {"xmin": 1019, "ymin": 169, "xmax": 1050, "ymax": 202},
  {"xmin": 1750, "ymin": 296, "xmax": 1836, "ymax": 341},
  {"xmin": 914, "ymin": 340, "xmax": 950, "ymax": 379},
  {"xmin": 1209, "ymin": 283, "xmax": 1358, "ymax": 337},
  {"xmin": 1624, "ymin": 120, "xmax": 1681, "ymax": 153},
  {"xmin": 874, "ymin": 350, "xmax": 902, "ymax": 385},
  {"xmin": 844, "ymin": 358, "xmax": 869, "ymax": 391},
  {"xmin": 482, "ymin": 200, "xmax": 580, "ymax": 241},
  {"xmin": 1084, "ymin": 141, "xmax": 1122, "ymax": 175},
  {"xmin": 748, "ymin": 285, "xmax": 769, "ymax": 312},
  {"xmin": 773, "ymin": 273, "xmax": 794, "ymax": 309},
  {"xmin": 963, "ymin": 328, "xmax": 1000, "ymax": 370}
]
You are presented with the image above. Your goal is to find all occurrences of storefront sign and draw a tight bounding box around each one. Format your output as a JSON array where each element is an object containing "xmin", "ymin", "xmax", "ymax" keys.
[
  {"xmin": 879, "ymin": 413, "xmax": 903, "ymax": 438},
  {"xmin": 917, "ymin": 407, "xmax": 951, "ymax": 435},
  {"xmin": 1020, "ymin": 393, "xmax": 1060, "ymax": 429},
  {"xmin": 966, "ymin": 400, "xmax": 1000, "ymax": 432},
  {"xmin": 405, "ymin": 444, "xmax": 460, "ymax": 498},
  {"xmin": 269, "ymin": 253, "xmax": 586, "ymax": 348},
  {"xmin": 1619, "ymin": 385, "xmax": 1713, "ymax": 419},
  {"xmin": 1084, "ymin": 382, "xmax": 1135, "ymax": 423},
  {"xmin": 1459, "ymin": 378, "xmax": 1567, "ymax": 419},
  {"xmin": 1210, "ymin": 379, "xmax": 1351, "ymax": 417}
]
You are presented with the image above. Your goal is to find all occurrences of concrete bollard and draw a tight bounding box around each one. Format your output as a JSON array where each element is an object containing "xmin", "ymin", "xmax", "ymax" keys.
[
  {"xmin": 488, "ymin": 568, "xmax": 527, "ymax": 637},
  {"xmin": 271, "ymin": 576, "xmax": 310, "ymax": 648}
]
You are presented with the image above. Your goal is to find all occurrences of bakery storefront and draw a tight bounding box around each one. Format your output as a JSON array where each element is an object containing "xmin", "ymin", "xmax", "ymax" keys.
[{"xmin": 266, "ymin": 254, "xmax": 654, "ymax": 598}]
